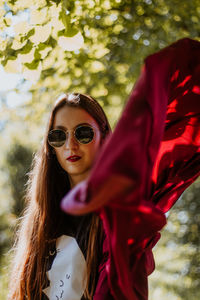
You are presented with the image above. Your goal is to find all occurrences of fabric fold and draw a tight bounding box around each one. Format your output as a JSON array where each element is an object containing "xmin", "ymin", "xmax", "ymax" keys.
[{"xmin": 61, "ymin": 38, "xmax": 200, "ymax": 299}]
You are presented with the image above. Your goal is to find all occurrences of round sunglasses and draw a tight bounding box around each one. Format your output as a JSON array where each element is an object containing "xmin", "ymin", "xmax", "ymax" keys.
[{"xmin": 48, "ymin": 125, "xmax": 95, "ymax": 147}]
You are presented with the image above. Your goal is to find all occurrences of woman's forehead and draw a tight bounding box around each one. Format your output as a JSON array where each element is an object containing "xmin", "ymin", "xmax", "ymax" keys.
[{"xmin": 53, "ymin": 105, "xmax": 98, "ymax": 129}]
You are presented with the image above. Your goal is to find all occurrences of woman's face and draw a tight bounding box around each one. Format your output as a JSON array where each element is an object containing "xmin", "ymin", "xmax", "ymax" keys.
[{"xmin": 52, "ymin": 105, "xmax": 102, "ymax": 187}]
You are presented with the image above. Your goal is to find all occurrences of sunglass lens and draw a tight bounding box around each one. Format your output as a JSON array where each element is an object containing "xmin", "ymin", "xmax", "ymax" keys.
[
  {"xmin": 75, "ymin": 126, "xmax": 94, "ymax": 144},
  {"xmin": 48, "ymin": 130, "xmax": 66, "ymax": 147}
]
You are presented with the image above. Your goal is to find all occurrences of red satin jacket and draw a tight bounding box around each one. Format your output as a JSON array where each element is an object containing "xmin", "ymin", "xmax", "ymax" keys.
[{"xmin": 62, "ymin": 38, "xmax": 200, "ymax": 300}]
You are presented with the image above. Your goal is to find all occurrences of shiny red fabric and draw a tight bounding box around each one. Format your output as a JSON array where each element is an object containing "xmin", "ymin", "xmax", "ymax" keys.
[{"xmin": 61, "ymin": 38, "xmax": 200, "ymax": 299}]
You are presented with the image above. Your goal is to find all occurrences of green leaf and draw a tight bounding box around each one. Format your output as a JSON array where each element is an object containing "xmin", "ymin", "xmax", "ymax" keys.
[
  {"xmin": 20, "ymin": 28, "xmax": 35, "ymax": 43},
  {"xmin": 41, "ymin": 67, "xmax": 56, "ymax": 78},
  {"xmin": 20, "ymin": 41, "xmax": 33, "ymax": 54},
  {"xmin": 6, "ymin": 55, "xmax": 17, "ymax": 61},
  {"xmin": 59, "ymin": 10, "xmax": 70, "ymax": 30},
  {"xmin": 37, "ymin": 42, "xmax": 49, "ymax": 51},
  {"xmin": 58, "ymin": 27, "xmax": 79, "ymax": 38},
  {"xmin": 24, "ymin": 59, "xmax": 40, "ymax": 70},
  {"xmin": 34, "ymin": 49, "xmax": 41, "ymax": 60},
  {"xmin": 9, "ymin": 0, "xmax": 18, "ymax": 5},
  {"xmin": 49, "ymin": 0, "xmax": 61, "ymax": 5},
  {"xmin": 3, "ymin": 17, "xmax": 12, "ymax": 27},
  {"xmin": 62, "ymin": 0, "xmax": 68, "ymax": 10},
  {"xmin": 62, "ymin": 0, "xmax": 75, "ymax": 12},
  {"xmin": 64, "ymin": 26, "xmax": 79, "ymax": 37},
  {"xmin": 1, "ymin": 55, "xmax": 17, "ymax": 67},
  {"xmin": 57, "ymin": 29, "xmax": 65, "ymax": 37},
  {"xmin": 45, "ymin": 36, "xmax": 57, "ymax": 48}
]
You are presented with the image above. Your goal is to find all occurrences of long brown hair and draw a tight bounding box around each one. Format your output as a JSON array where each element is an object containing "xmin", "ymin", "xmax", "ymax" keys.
[{"xmin": 8, "ymin": 93, "xmax": 111, "ymax": 300}]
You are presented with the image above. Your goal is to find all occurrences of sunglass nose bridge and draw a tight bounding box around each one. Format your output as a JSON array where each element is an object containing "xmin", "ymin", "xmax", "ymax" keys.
[{"xmin": 63, "ymin": 131, "xmax": 79, "ymax": 148}]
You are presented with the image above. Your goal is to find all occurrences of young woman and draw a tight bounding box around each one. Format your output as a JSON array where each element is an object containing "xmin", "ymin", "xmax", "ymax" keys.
[{"xmin": 8, "ymin": 93, "xmax": 112, "ymax": 300}]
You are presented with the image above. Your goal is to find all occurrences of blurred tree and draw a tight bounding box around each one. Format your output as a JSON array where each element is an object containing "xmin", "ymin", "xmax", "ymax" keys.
[
  {"xmin": 5, "ymin": 142, "xmax": 33, "ymax": 216},
  {"xmin": 149, "ymin": 180, "xmax": 200, "ymax": 300},
  {"xmin": 0, "ymin": 213, "xmax": 12, "ymax": 260},
  {"xmin": 0, "ymin": 142, "xmax": 33, "ymax": 300},
  {"xmin": 0, "ymin": 0, "xmax": 200, "ymax": 129}
]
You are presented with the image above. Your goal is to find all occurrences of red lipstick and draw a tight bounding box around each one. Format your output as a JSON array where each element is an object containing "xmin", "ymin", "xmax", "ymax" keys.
[{"xmin": 67, "ymin": 155, "xmax": 81, "ymax": 162}]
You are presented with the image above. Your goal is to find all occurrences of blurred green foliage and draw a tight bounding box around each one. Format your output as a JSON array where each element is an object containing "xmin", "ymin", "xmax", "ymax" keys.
[
  {"xmin": 149, "ymin": 180, "xmax": 200, "ymax": 299},
  {"xmin": 0, "ymin": 0, "xmax": 200, "ymax": 299},
  {"xmin": 6, "ymin": 143, "xmax": 33, "ymax": 216},
  {"xmin": 1, "ymin": 0, "xmax": 200, "ymax": 129}
]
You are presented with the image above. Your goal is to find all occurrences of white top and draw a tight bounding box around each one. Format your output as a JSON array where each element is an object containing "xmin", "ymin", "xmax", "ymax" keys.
[{"xmin": 43, "ymin": 235, "xmax": 87, "ymax": 300}]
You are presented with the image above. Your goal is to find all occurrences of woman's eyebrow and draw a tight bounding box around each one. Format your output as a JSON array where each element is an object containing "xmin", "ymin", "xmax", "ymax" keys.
[
  {"xmin": 54, "ymin": 122, "xmax": 92, "ymax": 130},
  {"xmin": 54, "ymin": 125, "xmax": 67, "ymax": 130},
  {"xmin": 76, "ymin": 122, "xmax": 92, "ymax": 127}
]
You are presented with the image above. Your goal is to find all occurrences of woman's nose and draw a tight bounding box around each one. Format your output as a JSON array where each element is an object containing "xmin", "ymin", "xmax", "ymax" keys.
[{"xmin": 64, "ymin": 132, "xmax": 78, "ymax": 150}]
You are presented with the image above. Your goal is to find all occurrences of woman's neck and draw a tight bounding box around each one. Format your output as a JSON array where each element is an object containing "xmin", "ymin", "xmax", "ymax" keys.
[{"xmin": 69, "ymin": 170, "xmax": 90, "ymax": 188}]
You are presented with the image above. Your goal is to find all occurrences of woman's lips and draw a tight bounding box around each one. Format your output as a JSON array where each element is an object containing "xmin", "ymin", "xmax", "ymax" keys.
[{"xmin": 67, "ymin": 156, "xmax": 81, "ymax": 162}]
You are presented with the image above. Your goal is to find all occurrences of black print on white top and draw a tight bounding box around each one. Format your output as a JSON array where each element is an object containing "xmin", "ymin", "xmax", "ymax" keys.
[{"xmin": 43, "ymin": 235, "xmax": 87, "ymax": 300}]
